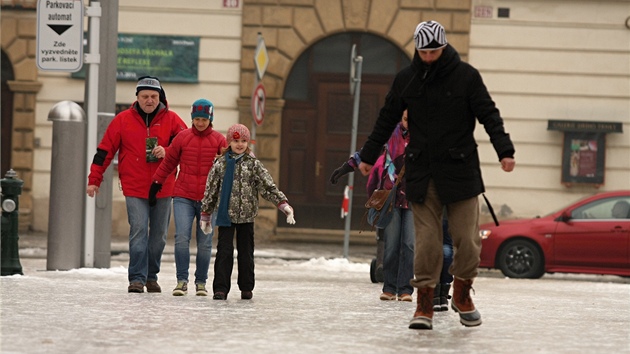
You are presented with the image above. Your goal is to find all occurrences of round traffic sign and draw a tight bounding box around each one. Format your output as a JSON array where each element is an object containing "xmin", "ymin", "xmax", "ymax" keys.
[{"xmin": 251, "ymin": 83, "xmax": 266, "ymax": 126}]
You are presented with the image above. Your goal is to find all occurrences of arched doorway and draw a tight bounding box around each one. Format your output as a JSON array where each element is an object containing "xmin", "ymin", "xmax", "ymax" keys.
[
  {"xmin": 280, "ymin": 33, "xmax": 411, "ymax": 230},
  {"xmin": 1, "ymin": 50, "xmax": 15, "ymax": 177}
]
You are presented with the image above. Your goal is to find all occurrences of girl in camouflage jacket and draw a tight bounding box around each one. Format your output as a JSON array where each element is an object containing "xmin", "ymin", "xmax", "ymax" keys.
[{"xmin": 200, "ymin": 124, "xmax": 295, "ymax": 300}]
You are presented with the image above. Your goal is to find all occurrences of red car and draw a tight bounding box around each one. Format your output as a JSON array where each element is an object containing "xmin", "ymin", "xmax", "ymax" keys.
[{"xmin": 479, "ymin": 190, "xmax": 630, "ymax": 278}]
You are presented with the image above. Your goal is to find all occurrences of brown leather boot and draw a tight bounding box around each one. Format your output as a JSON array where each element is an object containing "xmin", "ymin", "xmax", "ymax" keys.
[
  {"xmin": 451, "ymin": 278, "xmax": 482, "ymax": 327},
  {"xmin": 408, "ymin": 287, "xmax": 434, "ymax": 330},
  {"xmin": 145, "ymin": 280, "xmax": 161, "ymax": 293}
]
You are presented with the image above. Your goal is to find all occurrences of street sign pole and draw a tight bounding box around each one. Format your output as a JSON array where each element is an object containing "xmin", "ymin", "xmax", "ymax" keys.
[
  {"xmin": 82, "ymin": 2, "xmax": 102, "ymax": 268},
  {"xmin": 252, "ymin": 33, "xmax": 268, "ymax": 155},
  {"xmin": 343, "ymin": 45, "xmax": 362, "ymax": 259},
  {"xmin": 93, "ymin": 0, "xmax": 119, "ymax": 268}
]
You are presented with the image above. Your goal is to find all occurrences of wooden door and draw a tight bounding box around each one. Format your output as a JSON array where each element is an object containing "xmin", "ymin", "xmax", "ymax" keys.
[{"xmin": 280, "ymin": 74, "xmax": 392, "ymax": 229}]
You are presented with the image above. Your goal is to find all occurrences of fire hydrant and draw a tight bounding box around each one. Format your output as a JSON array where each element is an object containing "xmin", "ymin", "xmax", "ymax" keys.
[{"xmin": 1, "ymin": 169, "xmax": 24, "ymax": 276}]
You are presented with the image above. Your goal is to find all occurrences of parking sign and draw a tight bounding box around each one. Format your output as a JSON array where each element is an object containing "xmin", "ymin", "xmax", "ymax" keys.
[{"xmin": 36, "ymin": 0, "xmax": 84, "ymax": 72}]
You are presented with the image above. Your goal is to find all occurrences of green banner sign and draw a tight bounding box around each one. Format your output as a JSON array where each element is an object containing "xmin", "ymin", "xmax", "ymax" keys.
[{"xmin": 72, "ymin": 33, "xmax": 199, "ymax": 82}]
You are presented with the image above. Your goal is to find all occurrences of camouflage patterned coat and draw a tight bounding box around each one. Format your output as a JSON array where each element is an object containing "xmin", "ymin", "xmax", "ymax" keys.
[{"xmin": 200, "ymin": 152, "xmax": 287, "ymax": 224}]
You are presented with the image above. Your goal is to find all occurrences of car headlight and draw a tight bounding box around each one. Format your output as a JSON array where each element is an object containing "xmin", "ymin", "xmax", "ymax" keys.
[{"xmin": 479, "ymin": 229, "xmax": 491, "ymax": 240}]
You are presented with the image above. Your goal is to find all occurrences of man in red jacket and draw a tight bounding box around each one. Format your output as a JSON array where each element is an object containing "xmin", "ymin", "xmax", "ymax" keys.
[
  {"xmin": 149, "ymin": 98, "xmax": 227, "ymax": 297},
  {"xmin": 86, "ymin": 76, "xmax": 187, "ymax": 293}
]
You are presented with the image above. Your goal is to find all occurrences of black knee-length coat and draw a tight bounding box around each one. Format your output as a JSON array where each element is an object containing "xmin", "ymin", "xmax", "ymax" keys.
[{"xmin": 359, "ymin": 44, "xmax": 515, "ymax": 205}]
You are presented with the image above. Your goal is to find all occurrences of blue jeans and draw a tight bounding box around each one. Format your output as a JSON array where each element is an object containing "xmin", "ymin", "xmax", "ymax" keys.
[
  {"xmin": 126, "ymin": 196, "xmax": 171, "ymax": 284},
  {"xmin": 441, "ymin": 214, "xmax": 454, "ymax": 284},
  {"xmin": 382, "ymin": 207, "xmax": 415, "ymax": 296},
  {"xmin": 172, "ymin": 197, "xmax": 215, "ymax": 284}
]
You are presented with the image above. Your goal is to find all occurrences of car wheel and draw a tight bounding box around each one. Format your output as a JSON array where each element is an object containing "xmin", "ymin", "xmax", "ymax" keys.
[
  {"xmin": 370, "ymin": 258, "xmax": 378, "ymax": 283},
  {"xmin": 497, "ymin": 239, "xmax": 544, "ymax": 279}
]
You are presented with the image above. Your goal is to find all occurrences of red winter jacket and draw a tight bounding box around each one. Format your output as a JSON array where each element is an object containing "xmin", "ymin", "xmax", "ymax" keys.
[
  {"xmin": 87, "ymin": 102, "xmax": 187, "ymax": 199},
  {"xmin": 152, "ymin": 126, "xmax": 227, "ymax": 201}
]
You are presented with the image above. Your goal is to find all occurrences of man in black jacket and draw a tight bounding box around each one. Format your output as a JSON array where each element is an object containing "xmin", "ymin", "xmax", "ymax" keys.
[{"xmin": 357, "ymin": 21, "xmax": 516, "ymax": 330}]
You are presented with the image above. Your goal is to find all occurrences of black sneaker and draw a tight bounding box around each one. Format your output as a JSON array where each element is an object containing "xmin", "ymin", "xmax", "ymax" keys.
[
  {"xmin": 433, "ymin": 283, "xmax": 451, "ymax": 311},
  {"xmin": 213, "ymin": 292, "xmax": 227, "ymax": 300},
  {"xmin": 439, "ymin": 283, "xmax": 451, "ymax": 312},
  {"xmin": 241, "ymin": 291, "xmax": 253, "ymax": 300}
]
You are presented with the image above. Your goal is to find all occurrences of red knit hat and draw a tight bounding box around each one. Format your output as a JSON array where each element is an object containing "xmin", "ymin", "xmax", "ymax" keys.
[{"xmin": 227, "ymin": 124, "xmax": 250, "ymax": 144}]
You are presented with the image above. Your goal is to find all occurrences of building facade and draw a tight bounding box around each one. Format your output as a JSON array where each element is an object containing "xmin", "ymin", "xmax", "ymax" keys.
[{"xmin": 1, "ymin": 0, "xmax": 628, "ymax": 242}]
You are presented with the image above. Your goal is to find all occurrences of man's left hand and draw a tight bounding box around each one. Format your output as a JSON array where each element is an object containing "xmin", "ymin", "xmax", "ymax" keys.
[
  {"xmin": 501, "ymin": 157, "xmax": 515, "ymax": 172},
  {"xmin": 152, "ymin": 145, "xmax": 165, "ymax": 159},
  {"xmin": 358, "ymin": 162, "xmax": 374, "ymax": 176}
]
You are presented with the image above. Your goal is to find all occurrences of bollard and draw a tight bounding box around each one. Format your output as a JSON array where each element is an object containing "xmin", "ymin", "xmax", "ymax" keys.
[
  {"xmin": 46, "ymin": 101, "xmax": 87, "ymax": 270},
  {"xmin": 1, "ymin": 169, "xmax": 24, "ymax": 276}
]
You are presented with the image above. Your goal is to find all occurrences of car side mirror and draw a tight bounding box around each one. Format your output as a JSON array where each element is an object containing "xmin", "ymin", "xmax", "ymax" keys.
[{"xmin": 557, "ymin": 211, "xmax": 572, "ymax": 223}]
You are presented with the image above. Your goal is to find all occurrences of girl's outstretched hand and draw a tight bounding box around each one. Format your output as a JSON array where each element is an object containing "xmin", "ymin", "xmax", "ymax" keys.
[
  {"xmin": 283, "ymin": 205, "xmax": 296, "ymax": 225},
  {"xmin": 200, "ymin": 212, "xmax": 212, "ymax": 234}
]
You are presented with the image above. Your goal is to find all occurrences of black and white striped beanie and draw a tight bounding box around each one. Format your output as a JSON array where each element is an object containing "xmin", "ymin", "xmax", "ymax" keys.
[{"xmin": 413, "ymin": 21, "xmax": 447, "ymax": 50}]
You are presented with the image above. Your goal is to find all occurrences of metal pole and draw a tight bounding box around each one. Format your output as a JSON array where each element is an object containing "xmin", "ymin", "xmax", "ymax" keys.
[
  {"xmin": 83, "ymin": 2, "xmax": 101, "ymax": 268},
  {"xmin": 251, "ymin": 32, "xmax": 263, "ymax": 155},
  {"xmin": 93, "ymin": 0, "xmax": 118, "ymax": 268},
  {"xmin": 343, "ymin": 55, "xmax": 362, "ymax": 259}
]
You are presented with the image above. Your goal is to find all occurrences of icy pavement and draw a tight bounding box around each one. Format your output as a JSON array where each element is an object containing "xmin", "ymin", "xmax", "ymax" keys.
[{"xmin": 1, "ymin": 252, "xmax": 629, "ymax": 353}]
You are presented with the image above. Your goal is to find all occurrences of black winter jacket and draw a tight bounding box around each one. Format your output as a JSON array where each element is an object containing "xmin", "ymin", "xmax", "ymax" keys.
[{"xmin": 359, "ymin": 44, "xmax": 515, "ymax": 204}]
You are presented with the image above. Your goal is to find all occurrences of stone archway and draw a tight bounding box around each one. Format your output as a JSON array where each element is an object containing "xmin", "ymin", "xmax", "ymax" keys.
[
  {"xmin": 279, "ymin": 32, "xmax": 411, "ymax": 232},
  {"xmin": 237, "ymin": 0, "xmax": 471, "ymax": 240},
  {"xmin": 1, "ymin": 9, "xmax": 42, "ymax": 231}
]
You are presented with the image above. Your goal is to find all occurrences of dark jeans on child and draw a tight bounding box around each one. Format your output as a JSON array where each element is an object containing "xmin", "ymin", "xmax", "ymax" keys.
[
  {"xmin": 441, "ymin": 217, "xmax": 454, "ymax": 284},
  {"xmin": 213, "ymin": 222, "xmax": 255, "ymax": 295}
]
